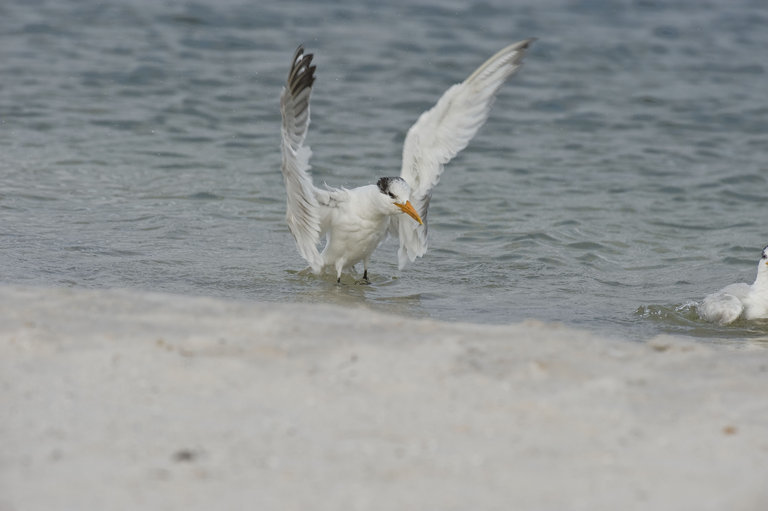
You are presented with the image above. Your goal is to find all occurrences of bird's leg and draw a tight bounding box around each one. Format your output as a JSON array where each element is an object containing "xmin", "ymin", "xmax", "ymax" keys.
[
  {"xmin": 356, "ymin": 270, "xmax": 371, "ymax": 285},
  {"xmin": 335, "ymin": 260, "xmax": 344, "ymax": 284},
  {"xmin": 357, "ymin": 261, "xmax": 370, "ymax": 285}
]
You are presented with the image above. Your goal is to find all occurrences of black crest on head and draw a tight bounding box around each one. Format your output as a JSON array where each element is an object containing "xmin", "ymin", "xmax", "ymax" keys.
[
  {"xmin": 376, "ymin": 176, "xmax": 401, "ymax": 199},
  {"xmin": 763, "ymin": 245, "xmax": 768, "ymax": 258},
  {"xmin": 377, "ymin": 177, "xmax": 393, "ymax": 194}
]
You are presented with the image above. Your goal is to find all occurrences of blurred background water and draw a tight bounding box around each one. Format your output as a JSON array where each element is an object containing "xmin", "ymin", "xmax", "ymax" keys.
[{"xmin": 2, "ymin": 0, "xmax": 767, "ymax": 344}]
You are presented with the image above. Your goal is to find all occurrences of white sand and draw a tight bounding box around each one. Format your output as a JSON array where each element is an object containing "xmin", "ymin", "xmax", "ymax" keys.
[{"xmin": 1, "ymin": 285, "xmax": 767, "ymax": 511}]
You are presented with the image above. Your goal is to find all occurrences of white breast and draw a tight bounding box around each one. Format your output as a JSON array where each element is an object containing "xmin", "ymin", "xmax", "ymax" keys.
[{"xmin": 319, "ymin": 187, "xmax": 391, "ymax": 272}]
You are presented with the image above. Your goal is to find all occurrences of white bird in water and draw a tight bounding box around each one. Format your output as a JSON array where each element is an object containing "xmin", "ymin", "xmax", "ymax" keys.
[
  {"xmin": 698, "ymin": 245, "xmax": 768, "ymax": 324},
  {"xmin": 279, "ymin": 39, "xmax": 535, "ymax": 282}
]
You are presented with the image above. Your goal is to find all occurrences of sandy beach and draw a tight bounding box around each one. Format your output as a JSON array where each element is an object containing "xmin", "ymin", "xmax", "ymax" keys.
[{"xmin": 2, "ymin": 285, "xmax": 767, "ymax": 510}]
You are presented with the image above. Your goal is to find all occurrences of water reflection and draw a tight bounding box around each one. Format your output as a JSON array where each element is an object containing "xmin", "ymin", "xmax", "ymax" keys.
[{"xmin": 285, "ymin": 269, "xmax": 429, "ymax": 320}]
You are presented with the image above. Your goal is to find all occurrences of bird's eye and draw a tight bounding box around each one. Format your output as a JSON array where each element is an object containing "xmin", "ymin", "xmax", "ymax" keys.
[{"xmin": 388, "ymin": 192, "xmax": 395, "ymax": 199}]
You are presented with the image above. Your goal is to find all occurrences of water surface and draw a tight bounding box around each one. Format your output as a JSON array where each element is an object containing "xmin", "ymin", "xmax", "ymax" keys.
[{"xmin": 2, "ymin": 0, "xmax": 767, "ymax": 344}]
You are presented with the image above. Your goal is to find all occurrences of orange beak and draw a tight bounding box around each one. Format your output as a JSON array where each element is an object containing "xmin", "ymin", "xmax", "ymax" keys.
[{"xmin": 396, "ymin": 201, "xmax": 423, "ymax": 225}]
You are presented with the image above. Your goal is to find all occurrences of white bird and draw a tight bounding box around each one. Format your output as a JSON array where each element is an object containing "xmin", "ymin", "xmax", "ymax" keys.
[
  {"xmin": 279, "ymin": 39, "xmax": 535, "ymax": 282},
  {"xmin": 698, "ymin": 245, "xmax": 768, "ymax": 324}
]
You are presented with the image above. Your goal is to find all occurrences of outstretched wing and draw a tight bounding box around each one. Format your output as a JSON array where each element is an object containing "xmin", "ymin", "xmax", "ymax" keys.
[
  {"xmin": 280, "ymin": 45, "xmax": 323, "ymax": 272},
  {"xmin": 396, "ymin": 38, "xmax": 535, "ymax": 269}
]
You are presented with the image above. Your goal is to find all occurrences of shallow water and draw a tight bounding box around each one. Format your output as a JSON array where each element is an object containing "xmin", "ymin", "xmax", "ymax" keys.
[{"xmin": 2, "ymin": 0, "xmax": 767, "ymax": 344}]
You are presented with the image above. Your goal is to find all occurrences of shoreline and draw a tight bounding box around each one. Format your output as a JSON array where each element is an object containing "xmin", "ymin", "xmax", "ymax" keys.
[{"xmin": 2, "ymin": 285, "xmax": 767, "ymax": 510}]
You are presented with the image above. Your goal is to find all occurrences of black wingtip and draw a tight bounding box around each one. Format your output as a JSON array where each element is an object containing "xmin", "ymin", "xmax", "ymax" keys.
[
  {"xmin": 519, "ymin": 37, "xmax": 537, "ymax": 50},
  {"xmin": 287, "ymin": 45, "xmax": 316, "ymax": 95}
]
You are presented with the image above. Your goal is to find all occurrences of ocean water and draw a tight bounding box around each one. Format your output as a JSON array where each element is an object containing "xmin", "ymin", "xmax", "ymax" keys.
[{"xmin": 2, "ymin": 0, "xmax": 767, "ymax": 344}]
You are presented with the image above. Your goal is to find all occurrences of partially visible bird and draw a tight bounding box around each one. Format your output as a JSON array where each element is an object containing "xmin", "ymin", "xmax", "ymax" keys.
[
  {"xmin": 279, "ymin": 39, "xmax": 535, "ymax": 282},
  {"xmin": 699, "ymin": 245, "xmax": 768, "ymax": 324}
]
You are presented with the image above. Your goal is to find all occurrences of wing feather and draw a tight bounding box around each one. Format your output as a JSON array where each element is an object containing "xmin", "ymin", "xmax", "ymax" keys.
[
  {"xmin": 280, "ymin": 45, "xmax": 324, "ymax": 272},
  {"xmin": 396, "ymin": 38, "xmax": 535, "ymax": 268}
]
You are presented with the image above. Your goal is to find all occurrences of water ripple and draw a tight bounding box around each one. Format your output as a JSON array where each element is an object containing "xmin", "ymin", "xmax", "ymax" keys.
[{"xmin": 2, "ymin": 0, "xmax": 767, "ymax": 344}]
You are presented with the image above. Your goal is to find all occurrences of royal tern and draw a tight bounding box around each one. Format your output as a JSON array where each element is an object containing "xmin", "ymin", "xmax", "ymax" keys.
[
  {"xmin": 698, "ymin": 245, "xmax": 768, "ymax": 324},
  {"xmin": 279, "ymin": 39, "xmax": 535, "ymax": 282}
]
